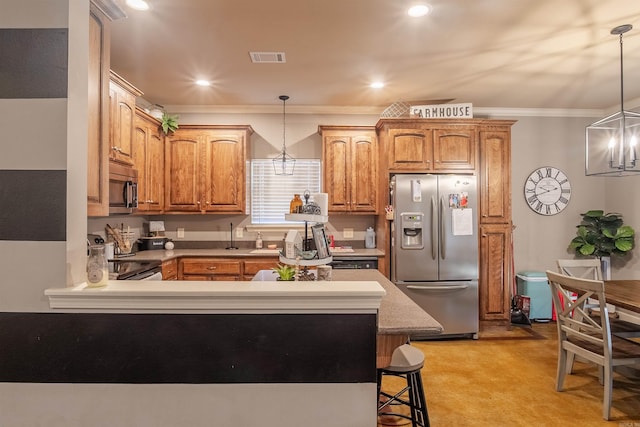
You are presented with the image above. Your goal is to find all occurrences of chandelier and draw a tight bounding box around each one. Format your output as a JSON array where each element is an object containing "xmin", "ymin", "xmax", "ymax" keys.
[
  {"xmin": 273, "ymin": 95, "xmax": 295, "ymax": 175},
  {"xmin": 586, "ymin": 24, "xmax": 640, "ymax": 176}
]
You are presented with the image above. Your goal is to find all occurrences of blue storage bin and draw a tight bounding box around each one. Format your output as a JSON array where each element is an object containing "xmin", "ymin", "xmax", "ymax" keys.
[{"xmin": 516, "ymin": 271, "xmax": 552, "ymax": 321}]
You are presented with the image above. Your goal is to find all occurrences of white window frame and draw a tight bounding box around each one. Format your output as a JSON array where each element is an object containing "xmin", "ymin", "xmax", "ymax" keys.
[{"xmin": 248, "ymin": 159, "xmax": 322, "ymax": 226}]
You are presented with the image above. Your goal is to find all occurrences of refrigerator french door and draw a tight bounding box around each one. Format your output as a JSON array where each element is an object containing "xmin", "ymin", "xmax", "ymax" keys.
[{"xmin": 391, "ymin": 174, "xmax": 479, "ymax": 339}]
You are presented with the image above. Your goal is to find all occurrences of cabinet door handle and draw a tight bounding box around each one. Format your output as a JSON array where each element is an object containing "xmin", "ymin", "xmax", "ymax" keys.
[{"xmin": 207, "ymin": 266, "xmax": 217, "ymax": 270}]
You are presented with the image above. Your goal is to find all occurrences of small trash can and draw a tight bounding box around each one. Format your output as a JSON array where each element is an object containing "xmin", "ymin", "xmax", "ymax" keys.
[{"xmin": 516, "ymin": 271, "xmax": 552, "ymax": 321}]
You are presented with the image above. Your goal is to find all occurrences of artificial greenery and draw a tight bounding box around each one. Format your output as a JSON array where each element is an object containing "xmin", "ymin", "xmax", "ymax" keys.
[
  {"xmin": 160, "ymin": 113, "xmax": 179, "ymax": 134},
  {"xmin": 569, "ymin": 210, "xmax": 635, "ymax": 258},
  {"xmin": 271, "ymin": 263, "xmax": 296, "ymax": 281}
]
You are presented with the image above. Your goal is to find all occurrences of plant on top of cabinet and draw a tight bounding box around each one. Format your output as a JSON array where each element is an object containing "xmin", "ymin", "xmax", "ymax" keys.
[{"xmin": 161, "ymin": 112, "xmax": 179, "ymax": 135}]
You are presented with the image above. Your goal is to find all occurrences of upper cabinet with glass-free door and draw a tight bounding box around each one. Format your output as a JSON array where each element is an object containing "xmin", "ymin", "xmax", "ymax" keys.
[
  {"xmin": 164, "ymin": 125, "xmax": 253, "ymax": 213},
  {"xmin": 109, "ymin": 70, "xmax": 142, "ymax": 166},
  {"xmin": 319, "ymin": 126, "xmax": 378, "ymax": 213}
]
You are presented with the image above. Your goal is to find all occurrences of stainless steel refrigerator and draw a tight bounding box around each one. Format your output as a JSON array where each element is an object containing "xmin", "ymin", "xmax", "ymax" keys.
[{"xmin": 390, "ymin": 174, "xmax": 479, "ymax": 339}]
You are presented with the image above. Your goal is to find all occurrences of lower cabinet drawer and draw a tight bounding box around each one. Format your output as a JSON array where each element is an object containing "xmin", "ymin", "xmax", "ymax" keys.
[
  {"xmin": 181, "ymin": 258, "xmax": 241, "ymax": 275},
  {"xmin": 182, "ymin": 274, "xmax": 240, "ymax": 281}
]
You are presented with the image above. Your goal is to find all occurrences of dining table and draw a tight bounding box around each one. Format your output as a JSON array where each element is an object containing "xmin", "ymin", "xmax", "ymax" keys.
[
  {"xmin": 605, "ymin": 280, "xmax": 640, "ymax": 315},
  {"xmin": 604, "ymin": 280, "xmax": 640, "ymax": 330}
]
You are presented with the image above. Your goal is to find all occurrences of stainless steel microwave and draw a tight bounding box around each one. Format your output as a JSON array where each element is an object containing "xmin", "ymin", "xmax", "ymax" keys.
[{"xmin": 109, "ymin": 162, "xmax": 138, "ymax": 214}]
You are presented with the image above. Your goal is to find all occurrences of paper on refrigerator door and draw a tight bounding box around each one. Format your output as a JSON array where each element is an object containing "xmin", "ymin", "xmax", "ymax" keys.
[
  {"xmin": 452, "ymin": 208, "xmax": 473, "ymax": 236},
  {"xmin": 411, "ymin": 179, "xmax": 422, "ymax": 202}
]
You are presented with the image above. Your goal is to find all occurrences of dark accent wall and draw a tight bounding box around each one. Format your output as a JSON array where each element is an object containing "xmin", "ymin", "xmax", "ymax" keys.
[
  {"xmin": 0, "ymin": 313, "xmax": 377, "ymax": 384},
  {"xmin": 0, "ymin": 29, "xmax": 68, "ymax": 99},
  {"xmin": 0, "ymin": 28, "xmax": 68, "ymax": 242},
  {"xmin": 0, "ymin": 170, "xmax": 66, "ymax": 241}
]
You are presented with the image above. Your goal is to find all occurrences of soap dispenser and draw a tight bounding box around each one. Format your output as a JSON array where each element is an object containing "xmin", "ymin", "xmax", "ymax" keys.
[
  {"xmin": 365, "ymin": 227, "xmax": 376, "ymax": 249},
  {"xmin": 256, "ymin": 231, "xmax": 263, "ymax": 249}
]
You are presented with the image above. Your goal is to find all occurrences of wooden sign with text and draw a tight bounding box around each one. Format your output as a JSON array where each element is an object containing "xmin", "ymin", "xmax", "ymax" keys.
[{"xmin": 411, "ymin": 103, "xmax": 473, "ymax": 119}]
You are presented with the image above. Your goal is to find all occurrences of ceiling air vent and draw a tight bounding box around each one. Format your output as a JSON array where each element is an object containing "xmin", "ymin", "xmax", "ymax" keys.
[{"xmin": 249, "ymin": 52, "xmax": 286, "ymax": 63}]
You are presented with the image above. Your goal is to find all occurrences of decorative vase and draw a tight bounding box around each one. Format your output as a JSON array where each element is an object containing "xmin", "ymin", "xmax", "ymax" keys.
[{"xmin": 600, "ymin": 256, "xmax": 611, "ymax": 280}]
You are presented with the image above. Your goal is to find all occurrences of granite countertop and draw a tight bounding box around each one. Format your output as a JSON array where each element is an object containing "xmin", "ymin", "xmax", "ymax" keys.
[
  {"xmin": 120, "ymin": 248, "xmax": 384, "ymax": 262},
  {"xmin": 330, "ymin": 269, "xmax": 443, "ymax": 336}
]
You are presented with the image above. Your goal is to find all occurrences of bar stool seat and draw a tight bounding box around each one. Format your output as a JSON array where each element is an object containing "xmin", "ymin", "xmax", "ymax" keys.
[{"xmin": 377, "ymin": 344, "xmax": 430, "ymax": 427}]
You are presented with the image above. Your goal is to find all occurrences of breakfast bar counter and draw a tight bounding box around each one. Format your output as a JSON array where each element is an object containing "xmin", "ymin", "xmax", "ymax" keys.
[{"xmin": 36, "ymin": 269, "xmax": 440, "ymax": 426}]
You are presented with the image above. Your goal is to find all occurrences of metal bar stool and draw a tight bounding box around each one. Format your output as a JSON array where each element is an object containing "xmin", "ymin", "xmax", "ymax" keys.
[{"xmin": 377, "ymin": 344, "xmax": 430, "ymax": 427}]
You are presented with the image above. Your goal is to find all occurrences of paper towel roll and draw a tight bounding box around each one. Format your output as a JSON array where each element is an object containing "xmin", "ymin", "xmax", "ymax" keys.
[{"xmin": 312, "ymin": 193, "xmax": 328, "ymax": 216}]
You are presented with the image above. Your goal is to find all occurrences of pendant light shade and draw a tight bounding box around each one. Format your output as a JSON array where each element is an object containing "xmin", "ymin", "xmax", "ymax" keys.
[
  {"xmin": 586, "ymin": 24, "xmax": 640, "ymax": 176},
  {"xmin": 273, "ymin": 95, "xmax": 295, "ymax": 175}
]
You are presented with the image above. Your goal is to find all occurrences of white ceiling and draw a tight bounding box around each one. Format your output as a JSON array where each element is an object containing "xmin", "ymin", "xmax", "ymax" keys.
[{"xmin": 109, "ymin": 0, "xmax": 640, "ymax": 113}]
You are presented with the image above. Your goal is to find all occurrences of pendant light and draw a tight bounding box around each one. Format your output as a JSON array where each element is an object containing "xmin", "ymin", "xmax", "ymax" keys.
[
  {"xmin": 586, "ymin": 24, "xmax": 640, "ymax": 176},
  {"xmin": 273, "ymin": 95, "xmax": 295, "ymax": 175}
]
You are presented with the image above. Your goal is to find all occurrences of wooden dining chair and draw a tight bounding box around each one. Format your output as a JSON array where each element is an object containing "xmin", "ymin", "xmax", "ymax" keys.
[
  {"xmin": 546, "ymin": 270, "xmax": 640, "ymax": 420},
  {"xmin": 556, "ymin": 259, "xmax": 640, "ymax": 333},
  {"xmin": 556, "ymin": 258, "xmax": 602, "ymax": 280}
]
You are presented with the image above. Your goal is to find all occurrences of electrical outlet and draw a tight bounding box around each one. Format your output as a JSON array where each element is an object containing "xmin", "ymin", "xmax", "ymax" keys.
[
  {"xmin": 343, "ymin": 228, "xmax": 354, "ymax": 239},
  {"xmin": 236, "ymin": 227, "xmax": 244, "ymax": 238},
  {"xmin": 177, "ymin": 228, "xmax": 185, "ymax": 239}
]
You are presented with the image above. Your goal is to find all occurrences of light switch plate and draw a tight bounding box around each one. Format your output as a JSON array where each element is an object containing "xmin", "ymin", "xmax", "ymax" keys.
[
  {"xmin": 177, "ymin": 228, "xmax": 185, "ymax": 238},
  {"xmin": 236, "ymin": 227, "xmax": 244, "ymax": 238},
  {"xmin": 343, "ymin": 228, "xmax": 354, "ymax": 239}
]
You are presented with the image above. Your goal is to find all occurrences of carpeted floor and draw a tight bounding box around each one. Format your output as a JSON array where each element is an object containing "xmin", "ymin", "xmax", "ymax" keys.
[{"xmin": 378, "ymin": 322, "xmax": 640, "ymax": 426}]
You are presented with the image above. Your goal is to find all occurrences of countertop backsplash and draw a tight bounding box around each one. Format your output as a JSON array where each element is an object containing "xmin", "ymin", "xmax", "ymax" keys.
[{"xmin": 88, "ymin": 213, "xmax": 376, "ymax": 250}]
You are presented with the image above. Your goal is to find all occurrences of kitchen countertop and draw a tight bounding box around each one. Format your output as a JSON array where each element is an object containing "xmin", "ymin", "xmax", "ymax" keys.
[
  {"xmin": 119, "ymin": 247, "xmax": 384, "ymax": 262},
  {"xmin": 44, "ymin": 267, "xmax": 441, "ymax": 337},
  {"xmin": 331, "ymin": 269, "xmax": 442, "ymax": 336}
]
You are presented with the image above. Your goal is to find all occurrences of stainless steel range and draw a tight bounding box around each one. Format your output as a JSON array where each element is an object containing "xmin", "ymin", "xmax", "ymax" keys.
[{"xmin": 108, "ymin": 260, "xmax": 162, "ymax": 280}]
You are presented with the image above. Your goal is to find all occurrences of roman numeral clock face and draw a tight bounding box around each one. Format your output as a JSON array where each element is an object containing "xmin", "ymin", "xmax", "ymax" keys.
[{"xmin": 524, "ymin": 167, "xmax": 571, "ymax": 215}]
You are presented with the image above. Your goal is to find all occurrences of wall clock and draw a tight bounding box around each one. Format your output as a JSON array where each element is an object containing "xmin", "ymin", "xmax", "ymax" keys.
[{"xmin": 524, "ymin": 166, "xmax": 571, "ymax": 216}]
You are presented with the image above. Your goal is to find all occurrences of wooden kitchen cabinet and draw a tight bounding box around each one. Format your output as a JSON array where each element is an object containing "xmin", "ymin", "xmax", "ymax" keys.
[
  {"xmin": 109, "ymin": 70, "xmax": 142, "ymax": 165},
  {"xmin": 385, "ymin": 128, "xmax": 433, "ymax": 171},
  {"xmin": 87, "ymin": 3, "xmax": 112, "ymax": 217},
  {"xmin": 479, "ymin": 127, "xmax": 511, "ymax": 224},
  {"xmin": 161, "ymin": 259, "xmax": 178, "ymax": 280},
  {"xmin": 132, "ymin": 108, "xmax": 164, "ymax": 213},
  {"xmin": 179, "ymin": 258, "xmax": 242, "ymax": 281},
  {"xmin": 319, "ymin": 126, "xmax": 377, "ymax": 213},
  {"xmin": 374, "ymin": 118, "xmax": 516, "ymax": 322},
  {"xmin": 165, "ymin": 125, "xmax": 253, "ymax": 213},
  {"xmin": 243, "ymin": 257, "xmax": 279, "ymax": 280},
  {"xmin": 479, "ymin": 224, "xmax": 512, "ymax": 321},
  {"xmin": 377, "ymin": 120, "xmax": 476, "ymax": 173},
  {"xmin": 433, "ymin": 127, "xmax": 476, "ymax": 171},
  {"xmin": 478, "ymin": 122, "xmax": 514, "ymax": 321}
]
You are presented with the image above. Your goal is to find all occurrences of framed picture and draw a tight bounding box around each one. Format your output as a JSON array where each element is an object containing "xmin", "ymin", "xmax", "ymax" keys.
[{"xmin": 311, "ymin": 224, "xmax": 331, "ymax": 259}]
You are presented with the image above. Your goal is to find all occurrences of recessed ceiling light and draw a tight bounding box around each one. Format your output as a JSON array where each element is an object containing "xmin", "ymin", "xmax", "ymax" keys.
[
  {"xmin": 126, "ymin": 0, "xmax": 149, "ymax": 11},
  {"xmin": 195, "ymin": 80, "xmax": 211, "ymax": 87},
  {"xmin": 370, "ymin": 81, "xmax": 385, "ymax": 89},
  {"xmin": 408, "ymin": 4, "xmax": 431, "ymax": 17}
]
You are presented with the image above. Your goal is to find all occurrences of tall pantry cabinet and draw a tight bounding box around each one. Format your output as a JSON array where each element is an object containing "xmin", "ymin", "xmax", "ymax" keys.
[{"xmin": 376, "ymin": 118, "xmax": 515, "ymax": 322}]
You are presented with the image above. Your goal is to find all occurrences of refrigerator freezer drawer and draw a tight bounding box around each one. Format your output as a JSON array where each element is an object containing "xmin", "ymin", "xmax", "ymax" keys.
[{"xmin": 396, "ymin": 281, "xmax": 478, "ymax": 339}]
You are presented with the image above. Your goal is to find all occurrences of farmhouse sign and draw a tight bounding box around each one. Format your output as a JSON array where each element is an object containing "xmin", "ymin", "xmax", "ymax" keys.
[{"xmin": 411, "ymin": 103, "xmax": 473, "ymax": 119}]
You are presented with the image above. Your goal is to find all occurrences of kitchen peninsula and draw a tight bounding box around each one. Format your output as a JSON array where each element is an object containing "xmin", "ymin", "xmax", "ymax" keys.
[{"xmin": 40, "ymin": 269, "xmax": 441, "ymax": 427}]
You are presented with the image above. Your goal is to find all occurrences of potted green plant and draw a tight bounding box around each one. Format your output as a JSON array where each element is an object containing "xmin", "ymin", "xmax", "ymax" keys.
[
  {"xmin": 271, "ymin": 263, "xmax": 297, "ymax": 281},
  {"xmin": 569, "ymin": 210, "xmax": 635, "ymax": 258},
  {"xmin": 160, "ymin": 112, "xmax": 179, "ymax": 135}
]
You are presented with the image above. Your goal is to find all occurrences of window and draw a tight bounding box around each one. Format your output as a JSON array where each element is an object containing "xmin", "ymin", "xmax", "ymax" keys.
[{"xmin": 250, "ymin": 159, "xmax": 322, "ymax": 224}]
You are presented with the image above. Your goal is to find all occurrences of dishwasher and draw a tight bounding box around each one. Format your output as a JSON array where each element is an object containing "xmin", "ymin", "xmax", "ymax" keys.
[{"xmin": 330, "ymin": 256, "xmax": 378, "ymax": 270}]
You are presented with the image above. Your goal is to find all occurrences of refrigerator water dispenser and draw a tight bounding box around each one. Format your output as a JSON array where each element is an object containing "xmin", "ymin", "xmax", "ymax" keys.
[{"xmin": 400, "ymin": 212, "xmax": 424, "ymax": 249}]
